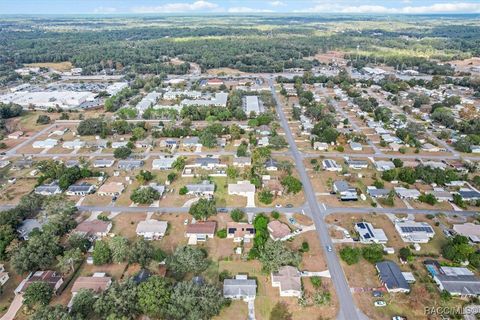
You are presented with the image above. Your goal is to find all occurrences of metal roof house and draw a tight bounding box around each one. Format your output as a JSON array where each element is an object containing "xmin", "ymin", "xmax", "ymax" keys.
[
  {"xmin": 186, "ymin": 181, "xmax": 215, "ymax": 196},
  {"xmin": 243, "ymin": 95, "xmax": 261, "ymax": 115},
  {"xmin": 223, "ymin": 275, "xmax": 257, "ymax": 300},
  {"xmin": 394, "ymin": 219, "xmax": 435, "ymax": 243},
  {"xmin": 355, "ymin": 222, "xmax": 388, "ymax": 244},
  {"xmin": 376, "ymin": 260, "xmax": 410, "ymax": 293},
  {"xmin": 66, "ymin": 182, "xmax": 95, "ymax": 196},
  {"xmin": 366, "ymin": 186, "xmax": 391, "ymax": 198},
  {"xmin": 322, "ymin": 159, "xmax": 341, "ymax": 172},
  {"xmin": 152, "ymin": 157, "xmax": 176, "ymax": 170},
  {"xmin": 35, "ymin": 181, "xmax": 62, "ymax": 196},
  {"xmin": 93, "ymin": 159, "xmax": 115, "ymax": 168},
  {"xmin": 118, "ymin": 160, "xmax": 144, "ymax": 170}
]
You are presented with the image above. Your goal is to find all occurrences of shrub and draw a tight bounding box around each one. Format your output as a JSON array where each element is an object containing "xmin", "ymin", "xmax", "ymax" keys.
[
  {"xmin": 271, "ymin": 211, "xmax": 280, "ymax": 219},
  {"xmin": 216, "ymin": 229, "xmax": 227, "ymax": 238},
  {"xmin": 230, "ymin": 209, "xmax": 245, "ymax": 222},
  {"xmin": 339, "ymin": 247, "xmax": 361, "ymax": 265}
]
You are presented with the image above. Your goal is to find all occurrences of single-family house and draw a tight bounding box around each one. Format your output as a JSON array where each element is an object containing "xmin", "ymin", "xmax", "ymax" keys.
[
  {"xmin": 12, "ymin": 159, "xmax": 33, "ymax": 170},
  {"xmin": 185, "ymin": 221, "xmax": 216, "ymax": 242},
  {"xmin": 376, "ymin": 261, "xmax": 410, "ymax": 293},
  {"xmin": 97, "ymin": 182, "xmax": 124, "ymax": 196},
  {"xmin": 195, "ymin": 157, "xmax": 221, "ymax": 169},
  {"xmin": 182, "ymin": 136, "xmax": 201, "ymax": 148},
  {"xmin": 223, "ymin": 275, "xmax": 257, "ymax": 300},
  {"xmin": 65, "ymin": 160, "xmax": 80, "ymax": 168},
  {"xmin": 35, "ymin": 181, "xmax": 62, "ymax": 196},
  {"xmin": 152, "ymin": 157, "xmax": 176, "ymax": 170},
  {"xmin": 8, "ymin": 131, "xmax": 23, "ymax": 139},
  {"xmin": 271, "ymin": 266, "xmax": 302, "ymax": 298},
  {"xmin": 394, "ymin": 219, "xmax": 435, "ymax": 243},
  {"xmin": 366, "ymin": 186, "xmax": 391, "ymax": 198},
  {"xmin": 93, "ymin": 159, "xmax": 115, "ymax": 168},
  {"xmin": 118, "ymin": 160, "xmax": 144, "ymax": 170},
  {"xmin": 233, "ymin": 157, "xmax": 252, "ymax": 168},
  {"xmin": 264, "ymin": 159, "xmax": 278, "ymax": 171},
  {"xmin": 355, "ymin": 222, "xmax": 388, "ymax": 244},
  {"xmin": 32, "ymin": 138, "xmax": 58, "ymax": 149},
  {"xmin": 268, "ymin": 221, "xmax": 291, "ymax": 241},
  {"xmin": 313, "ymin": 142, "xmax": 328, "ymax": 151},
  {"xmin": 322, "ymin": 159, "xmax": 341, "ymax": 172},
  {"xmin": 0, "ymin": 265, "xmax": 9, "ymax": 286},
  {"xmin": 346, "ymin": 159, "xmax": 368, "ymax": 170},
  {"xmin": 394, "ymin": 187, "xmax": 421, "ymax": 200},
  {"xmin": 15, "ymin": 271, "xmax": 63, "ymax": 295},
  {"xmin": 70, "ymin": 273, "xmax": 111, "ymax": 304},
  {"xmin": 136, "ymin": 220, "xmax": 168, "ymax": 240},
  {"xmin": 17, "ymin": 219, "xmax": 45, "ymax": 240},
  {"xmin": 333, "ymin": 181, "xmax": 358, "ymax": 201},
  {"xmin": 243, "ymin": 96, "xmax": 261, "ymax": 115},
  {"xmin": 226, "ymin": 222, "xmax": 255, "ymax": 242},
  {"xmin": 63, "ymin": 139, "xmax": 85, "ymax": 149},
  {"xmin": 350, "ymin": 142, "xmax": 363, "ymax": 151},
  {"xmin": 429, "ymin": 188, "xmax": 453, "ymax": 202},
  {"xmin": 66, "ymin": 182, "xmax": 95, "ymax": 196},
  {"xmin": 74, "ymin": 220, "xmax": 112, "ymax": 238},
  {"xmin": 452, "ymin": 223, "xmax": 480, "ymax": 243},
  {"xmin": 111, "ymin": 141, "xmax": 128, "ymax": 149},
  {"xmin": 375, "ymin": 160, "xmax": 395, "ymax": 172},
  {"xmin": 186, "ymin": 181, "xmax": 215, "ymax": 197}
]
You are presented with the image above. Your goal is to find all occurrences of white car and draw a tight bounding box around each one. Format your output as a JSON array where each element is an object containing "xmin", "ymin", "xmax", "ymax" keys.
[
  {"xmin": 374, "ymin": 301, "xmax": 387, "ymax": 307},
  {"xmin": 275, "ymin": 204, "xmax": 282, "ymax": 208},
  {"xmin": 183, "ymin": 219, "xmax": 189, "ymax": 225}
]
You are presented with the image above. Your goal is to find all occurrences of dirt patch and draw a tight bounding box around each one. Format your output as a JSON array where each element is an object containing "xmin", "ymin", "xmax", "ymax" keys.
[{"xmin": 25, "ymin": 61, "xmax": 73, "ymax": 72}]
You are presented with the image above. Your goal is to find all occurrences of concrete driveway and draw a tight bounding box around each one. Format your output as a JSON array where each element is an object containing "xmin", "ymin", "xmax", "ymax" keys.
[{"xmin": 0, "ymin": 295, "xmax": 23, "ymax": 320}]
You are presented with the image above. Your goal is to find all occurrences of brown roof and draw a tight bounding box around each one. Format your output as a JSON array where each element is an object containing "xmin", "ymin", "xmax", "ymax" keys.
[
  {"xmin": 71, "ymin": 275, "xmax": 111, "ymax": 293},
  {"xmin": 271, "ymin": 266, "xmax": 301, "ymax": 292},
  {"xmin": 98, "ymin": 182, "xmax": 124, "ymax": 194},
  {"xmin": 75, "ymin": 220, "xmax": 111, "ymax": 234},
  {"xmin": 22, "ymin": 271, "xmax": 62, "ymax": 293},
  {"xmin": 186, "ymin": 221, "xmax": 216, "ymax": 234},
  {"xmin": 265, "ymin": 179, "xmax": 283, "ymax": 192},
  {"xmin": 227, "ymin": 222, "xmax": 255, "ymax": 237},
  {"xmin": 268, "ymin": 221, "xmax": 291, "ymax": 239}
]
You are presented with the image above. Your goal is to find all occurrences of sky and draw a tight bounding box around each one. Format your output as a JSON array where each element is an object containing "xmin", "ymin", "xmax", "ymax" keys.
[{"xmin": 1, "ymin": 0, "xmax": 480, "ymax": 15}]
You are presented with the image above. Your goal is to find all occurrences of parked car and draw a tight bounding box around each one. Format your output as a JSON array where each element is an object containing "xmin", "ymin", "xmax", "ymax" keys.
[
  {"xmin": 286, "ymin": 204, "xmax": 293, "ymax": 208},
  {"xmin": 372, "ymin": 290, "xmax": 383, "ymax": 297},
  {"xmin": 326, "ymin": 245, "xmax": 333, "ymax": 252},
  {"xmin": 392, "ymin": 317, "xmax": 406, "ymax": 320},
  {"xmin": 217, "ymin": 208, "xmax": 228, "ymax": 213},
  {"xmin": 275, "ymin": 204, "xmax": 282, "ymax": 208},
  {"xmin": 374, "ymin": 301, "xmax": 386, "ymax": 307},
  {"xmin": 183, "ymin": 219, "xmax": 189, "ymax": 225},
  {"xmin": 288, "ymin": 217, "xmax": 296, "ymax": 224}
]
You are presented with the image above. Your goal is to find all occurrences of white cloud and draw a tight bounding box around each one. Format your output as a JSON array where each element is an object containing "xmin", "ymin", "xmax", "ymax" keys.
[
  {"xmin": 269, "ymin": 1, "xmax": 286, "ymax": 7},
  {"xmin": 93, "ymin": 6, "xmax": 117, "ymax": 14},
  {"xmin": 296, "ymin": 2, "xmax": 480, "ymax": 13},
  {"xmin": 228, "ymin": 7, "xmax": 274, "ymax": 13},
  {"xmin": 132, "ymin": 1, "xmax": 219, "ymax": 13}
]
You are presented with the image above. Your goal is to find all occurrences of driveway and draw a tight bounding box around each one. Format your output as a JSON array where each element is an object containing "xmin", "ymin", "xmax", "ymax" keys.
[
  {"xmin": 0, "ymin": 295, "xmax": 23, "ymax": 320},
  {"xmin": 245, "ymin": 192, "xmax": 255, "ymax": 208},
  {"xmin": 247, "ymin": 298, "xmax": 255, "ymax": 320}
]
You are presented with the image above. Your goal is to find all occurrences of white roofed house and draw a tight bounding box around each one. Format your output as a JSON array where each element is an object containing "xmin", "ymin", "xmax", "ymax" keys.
[
  {"xmin": 374, "ymin": 160, "xmax": 395, "ymax": 172},
  {"xmin": 232, "ymin": 157, "xmax": 252, "ymax": 168},
  {"xmin": 322, "ymin": 159, "xmax": 341, "ymax": 172},
  {"xmin": 97, "ymin": 182, "xmax": 124, "ymax": 196},
  {"xmin": 93, "ymin": 159, "xmax": 115, "ymax": 168},
  {"xmin": 136, "ymin": 220, "xmax": 168, "ymax": 240},
  {"xmin": 355, "ymin": 222, "xmax": 388, "ymax": 244},
  {"xmin": 182, "ymin": 136, "xmax": 201, "ymax": 148},
  {"xmin": 394, "ymin": 187, "xmax": 421, "ymax": 200},
  {"xmin": 152, "ymin": 157, "xmax": 176, "ymax": 170},
  {"xmin": 395, "ymin": 219, "xmax": 435, "ymax": 243},
  {"xmin": 62, "ymin": 139, "xmax": 85, "ymax": 149},
  {"xmin": 228, "ymin": 181, "xmax": 256, "ymax": 208},
  {"xmin": 186, "ymin": 180, "xmax": 215, "ymax": 197},
  {"xmin": 111, "ymin": 141, "xmax": 128, "ymax": 149},
  {"xmin": 243, "ymin": 95, "xmax": 261, "ymax": 115},
  {"xmin": 32, "ymin": 138, "xmax": 58, "ymax": 149},
  {"xmin": 333, "ymin": 181, "xmax": 358, "ymax": 201}
]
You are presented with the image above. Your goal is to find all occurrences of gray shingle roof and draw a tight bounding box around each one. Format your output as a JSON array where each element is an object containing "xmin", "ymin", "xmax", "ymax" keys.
[
  {"xmin": 376, "ymin": 260, "xmax": 410, "ymax": 291},
  {"xmin": 223, "ymin": 278, "xmax": 257, "ymax": 297}
]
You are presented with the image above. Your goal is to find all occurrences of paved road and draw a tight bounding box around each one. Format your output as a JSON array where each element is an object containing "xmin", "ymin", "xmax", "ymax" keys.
[
  {"xmin": 5, "ymin": 123, "xmax": 56, "ymax": 156},
  {"xmin": 269, "ymin": 79, "xmax": 363, "ymax": 320}
]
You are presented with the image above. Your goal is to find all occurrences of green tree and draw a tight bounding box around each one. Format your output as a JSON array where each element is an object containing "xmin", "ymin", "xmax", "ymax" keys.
[
  {"xmin": 114, "ymin": 146, "xmax": 132, "ymax": 159},
  {"xmin": 109, "ymin": 236, "xmax": 129, "ymax": 263},
  {"xmin": 259, "ymin": 190, "xmax": 273, "ymax": 204},
  {"xmin": 11, "ymin": 233, "xmax": 62, "ymax": 274},
  {"xmin": 339, "ymin": 247, "xmax": 361, "ymax": 265},
  {"xmin": 70, "ymin": 289, "xmax": 96, "ymax": 319},
  {"xmin": 258, "ymin": 239, "xmax": 301, "ymax": 273},
  {"xmin": 226, "ymin": 166, "xmax": 238, "ymax": 179},
  {"xmin": 137, "ymin": 276, "xmax": 172, "ymax": 319},
  {"xmin": 165, "ymin": 281, "xmax": 226, "ymax": 320},
  {"xmin": 130, "ymin": 187, "xmax": 160, "ymax": 205},
  {"xmin": 166, "ymin": 246, "xmax": 209, "ymax": 278},
  {"xmin": 128, "ymin": 238, "xmax": 154, "ymax": 267},
  {"xmin": 230, "ymin": 209, "xmax": 245, "ymax": 222},
  {"xmin": 399, "ymin": 247, "xmax": 413, "ymax": 261},
  {"xmin": 281, "ymin": 175, "xmax": 302, "ymax": 194},
  {"xmin": 361, "ymin": 244, "xmax": 384, "ymax": 264},
  {"xmin": 57, "ymin": 248, "xmax": 83, "ymax": 274},
  {"xmin": 188, "ymin": 198, "xmax": 216, "ymax": 221},
  {"xmin": 24, "ymin": 281, "xmax": 53, "ymax": 308},
  {"xmin": 31, "ymin": 305, "xmax": 72, "ymax": 320},
  {"xmin": 136, "ymin": 170, "xmax": 154, "ymax": 184},
  {"xmin": 179, "ymin": 186, "xmax": 188, "ymax": 195},
  {"xmin": 93, "ymin": 280, "xmax": 139, "ymax": 319},
  {"xmin": 93, "ymin": 240, "xmax": 111, "ymax": 265},
  {"xmin": 172, "ymin": 156, "xmax": 187, "ymax": 171}
]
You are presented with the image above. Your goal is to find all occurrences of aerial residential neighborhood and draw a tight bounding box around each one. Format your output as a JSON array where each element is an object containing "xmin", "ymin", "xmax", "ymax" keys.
[{"xmin": 0, "ymin": 1, "xmax": 479, "ymax": 320}]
